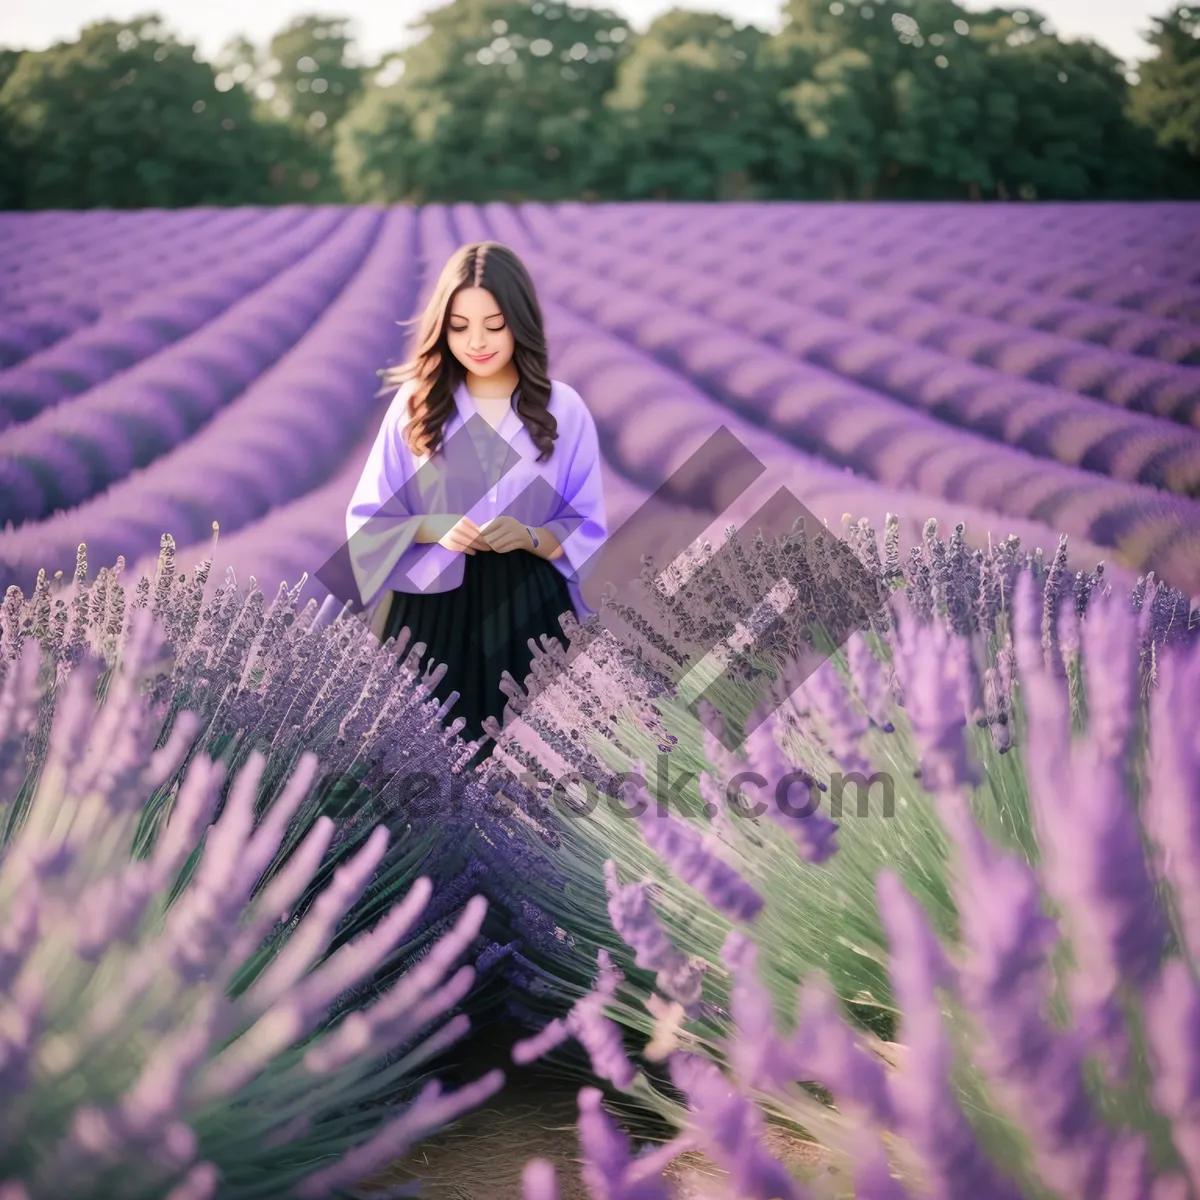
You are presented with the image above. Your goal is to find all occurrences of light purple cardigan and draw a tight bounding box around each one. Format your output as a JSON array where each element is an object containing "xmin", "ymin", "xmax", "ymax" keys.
[{"xmin": 346, "ymin": 377, "xmax": 608, "ymax": 622}]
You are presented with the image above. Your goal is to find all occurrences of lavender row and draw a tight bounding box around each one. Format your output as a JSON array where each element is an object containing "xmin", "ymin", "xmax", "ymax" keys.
[
  {"xmin": 0, "ymin": 209, "xmax": 417, "ymax": 595},
  {"xmin": 526, "ymin": 206, "xmax": 1200, "ymax": 464},
  {"xmin": 566, "ymin": 200, "xmax": 1200, "ymax": 292},
  {"xmin": 0, "ymin": 208, "xmax": 339, "ymax": 428},
  {"xmin": 561, "ymin": 202, "xmax": 1200, "ymax": 353},
  {"xmin": 0, "ymin": 208, "xmax": 383, "ymax": 528},
  {"xmin": 540, "ymin": 205, "xmax": 1200, "ymax": 412},
  {"xmin": 0, "ymin": 570, "xmax": 517, "ymax": 1197},
  {"xmin": 452, "ymin": 204, "xmax": 1124, "ymax": 586},
  {"xmin": 0, "ymin": 212, "xmax": 278, "ymax": 370},
  {"xmin": 486, "ymin": 214, "xmax": 1200, "ymax": 594},
  {"xmin": 1, "ymin": 208, "xmax": 240, "ymax": 308}
]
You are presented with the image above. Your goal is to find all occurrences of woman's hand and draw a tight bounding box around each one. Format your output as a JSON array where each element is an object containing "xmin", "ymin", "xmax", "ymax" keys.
[
  {"xmin": 416, "ymin": 514, "xmax": 491, "ymax": 553},
  {"xmin": 479, "ymin": 516, "xmax": 535, "ymax": 553}
]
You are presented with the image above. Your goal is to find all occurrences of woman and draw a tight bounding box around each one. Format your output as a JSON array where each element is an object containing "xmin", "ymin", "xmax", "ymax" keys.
[{"xmin": 345, "ymin": 241, "xmax": 607, "ymax": 751}]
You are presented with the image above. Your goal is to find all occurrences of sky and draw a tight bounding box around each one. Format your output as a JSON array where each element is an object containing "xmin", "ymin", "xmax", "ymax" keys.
[{"xmin": 0, "ymin": 0, "xmax": 1167, "ymax": 68}]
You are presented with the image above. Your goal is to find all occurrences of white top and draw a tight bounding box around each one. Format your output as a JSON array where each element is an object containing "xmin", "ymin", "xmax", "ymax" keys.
[{"xmin": 467, "ymin": 391, "xmax": 512, "ymax": 433}]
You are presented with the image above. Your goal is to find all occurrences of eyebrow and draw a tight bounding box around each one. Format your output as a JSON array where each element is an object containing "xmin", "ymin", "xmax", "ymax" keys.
[{"xmin": 448, "ymin": 312, "xmax": 504, "ymax": 320}]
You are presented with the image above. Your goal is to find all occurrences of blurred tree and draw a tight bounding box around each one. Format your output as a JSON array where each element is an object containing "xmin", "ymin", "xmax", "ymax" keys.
[
  {"xmin": 773, "ymin": 0, "xmax": 1170, "ymax": 199},
  {"xmin": 0, "ymin": 16, "xmax": 281, "ymax": 208},
  {"xmin": 1130, "ymin": 4, "xmax": 1200, "ymax": 182},
  {"xmin": 209, "ymin": 17, "xmax": 365, "ymax": 202},
  {"xmin": 600, "ymin": 9, "xmax": 810, "ymax": 199},
  {"xmin": 335, "ymin": 0, "xmax": 632, "ymax": 202},
  {"xmin": 0, "ymin": 49, "xmax": 23, "ymax": 207},
  {"xmin": 264, "ymin": 15, "xmax": 366, "ymax": 135}
]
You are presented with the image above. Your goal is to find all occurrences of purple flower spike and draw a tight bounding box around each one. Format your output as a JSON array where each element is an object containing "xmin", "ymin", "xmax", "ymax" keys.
[
  {"xmin": 511, "ymin": 949, "xmax": 638, "ymax": 1089},
  {"xmin": 800, "ymin": 660, "xmax": 873, "ymax": 775},
  {"xmin": 1142, "ymin": 959, "xmax": 1200, "ymax": 1186},
  {"xmin": 876, "ymin": 871, "xmax": 1023, "ymax": 1200},
  {"xmin": 791, "ymin": 975, "xmax": 895, "ymax": 1126},
  {"xmin": 936, "ymin": 790, "xmax": 1114, "ymax": 1197},
  {"xmin": 850, "ymin": 1127, "xmax": 911, "ymax": 1200},
  {"xmin": 1079, "ymin": 588, "xmax": 1139, "ymax": 763},
  {"xmin": 721, "ymin": 931, "xmax": 800, "ymax": 1096},
  {"xmin": 668, "ymin": 1052, "xmax": 806, "ymax": 1200},
  {"xmin": 893, "ymin": 617, "xmax": 977, "ymax": 795},
  {"xmin": 1144, "ymin": 641, "xmax": 1200, "ymax": 966},
  {"xmin": 577, "ymin": 1088, "xmax": 671, "ymax": 1200},
  {"xmin": 847, "ymin": 633, "xmax": 896, "ymax": 732},
  {"xmin": 743, "ymin": 718, "xmax": 840, "ymax": 864},
  {"xmin": 635, "ymin": 810, "xmax": 764, "ymax": 924},
  {"xmin": 521, "ymin": 1159, "xmax": 560, "ymax": 1200},
  {"xmin": 605, "ymin": 861, "xmax": 703, "ymax": 1007}
]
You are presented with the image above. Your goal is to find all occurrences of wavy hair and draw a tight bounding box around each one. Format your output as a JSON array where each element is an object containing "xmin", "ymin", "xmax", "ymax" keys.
[{"xmin": 379, "ymin": 242, "xmax": 558, "ymax": 462}]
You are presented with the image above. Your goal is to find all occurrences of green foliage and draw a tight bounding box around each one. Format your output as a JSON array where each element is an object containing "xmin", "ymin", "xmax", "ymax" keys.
[
  {"xmin": 774, "ymin": 0, "xmax": 1166, "ymax": 199},
  {"xmin": 0, "ymin": 17, "xmax": 281, "ymax": 208},
  {"xmin": 1130, "ymin": 4, "xmax": 1200, "ymax": 190},
  {"xmin": 600, "ymin": 11, "xmax": 804, "ymax": 200},
  {"xmin": 1, "ymin": 0, "xmax": 1196, "ymax": 207},
  {"xmin": 336, "ymin": 0, "xmax": 633, "ymax": 203}
]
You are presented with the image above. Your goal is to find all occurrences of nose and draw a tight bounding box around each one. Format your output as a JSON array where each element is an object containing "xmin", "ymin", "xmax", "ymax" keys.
[{"xmin": 468, "ymin": 326, "xmax": 488, "ymax": 351}]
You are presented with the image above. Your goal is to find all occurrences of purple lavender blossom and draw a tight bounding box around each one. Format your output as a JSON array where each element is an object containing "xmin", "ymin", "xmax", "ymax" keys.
[
  {"xmin": 876, "ymin": 870, "xmax": 1022, "ymax": 1200},
  {"xmin": 847, "ymin": 633, "xmax": 896, "ymax": 732},
  {"xmin": 799, "ymin": 660, "xmax": 874, "ymax": 776},
  {"xmin": 522, "ymin": 1159, "xmax": 560, "ymax": 1200},
  {"xmin": 1144, "ymin": 641, "xmax": 1200, "ymax": 966},
  {"xmin": 743, "ymin": 718, "xmax": 839, "ymax": 863},
  {"xmin": 668, "ymin": 1052, "xmax": 807, "ymax": 1200},
  {"xmin": 1142, "ymin": 959, "xmax": 1200, "ymax": 1185},
  {"xmin": 892, "ymin": 616, "xmax": 978, "ymax": 794},
  {"xmin": 604, "ymin": 860, "xmax": 704, "ymax": 1007},
  {"xmin": 577, "ymin": 1087, "xmax": 672, "ymax": 1200},
  {"xmin": 721, "ymin": 931, "xmax": 801, "ymax": 1096},
  {"xmin": 511, "ymin": 949, "xmax": 638, "ymax": 1089},
  {"xmin": 634, "ymin": 810, "xmax": 764, "ymax": 923},
  {"xmin": 1016, "ymin": 581, "xmax": 1165, "ymax": 1084},
  {"xmin": 791, "ymin": 975, "xmax": 895, "ymax": 1127},
  {"xmin": 933, "ymin": 789, "xmax": 1120, "ymax": 1197}
]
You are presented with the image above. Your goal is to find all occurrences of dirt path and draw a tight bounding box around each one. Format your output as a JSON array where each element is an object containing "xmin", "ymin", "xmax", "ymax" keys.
[{"xmin": 369, "ymin": 1067, "xmax": 827, "ymax": 1199}]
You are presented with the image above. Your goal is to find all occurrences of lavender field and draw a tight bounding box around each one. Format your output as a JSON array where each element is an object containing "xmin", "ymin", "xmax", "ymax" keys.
[
  {"xmin": 2, "ymin": 202, "xmax": 1199, "ymax": 607},
  {"xmin": 4, "ymin": 202, "xmax": 1200, "ymax": 1200}
]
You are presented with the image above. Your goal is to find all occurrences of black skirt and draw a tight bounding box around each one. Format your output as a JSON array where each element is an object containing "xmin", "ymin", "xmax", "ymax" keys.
[{"xmin": 381, "ymin": 547, "xmax": 575, "ymax": 749}]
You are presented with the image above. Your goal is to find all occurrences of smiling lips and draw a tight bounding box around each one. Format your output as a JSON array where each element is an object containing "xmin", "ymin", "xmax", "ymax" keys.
[{"xmin": 469, "ymin": 351, "xmax": 497, "ymax": 363}]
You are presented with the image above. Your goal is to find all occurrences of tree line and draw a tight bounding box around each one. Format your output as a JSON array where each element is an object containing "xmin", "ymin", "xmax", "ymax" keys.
[{"xmin": 0, "ymin": 0, "xmax": 1197, "ymax": 209}]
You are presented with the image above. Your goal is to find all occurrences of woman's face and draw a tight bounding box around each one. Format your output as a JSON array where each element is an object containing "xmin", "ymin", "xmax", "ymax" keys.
[{"xmin": 445, "ymin": 286, "xmax": 515, "ymax": 378}]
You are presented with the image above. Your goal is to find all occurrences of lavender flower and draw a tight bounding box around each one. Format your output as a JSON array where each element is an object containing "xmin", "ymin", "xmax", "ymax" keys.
[
  {"xmin": 799, "ymin": 660, "xmax": 874, "ymax": 776},
  {"xmin": 876, "ymin": 870, "xmax": 1022, "ymax": 1200},
  {"xmin": 604, "ymin": 860, "xmax": 703, "ymax": 1007},
  {"xmin": 0, "ymin": 586, "xmax": 509, "ymax": 1199},
  {"xmin": 635, "ymin": 809, "xmax": 764, "ymax": 924},
  {"xmin": 522, "ymin": 1159, "xmax": 560, "ymax": 1200},
  {"xmin": 791, "ymin": 975, "xmax": 895, "ymax": 1127},
  {"xmin": 512, "ymin": 949, "xmax": 638, "ymax": 1089},
  {"xmin": 1143, "ymin": 640, "xmax": 1200, "ymax": 965},
  {"xmin": 668, "ymin": 1052, "xmax": 806, "ymax": 1200},
  {"xmin": 577, "ymin": 1087, "xmax": 673, "ymax": 1200},
  {"xmin": 846, "ymin": 633, "xmax": 896, "ymax": 732},
  {"xmin": 934, "ymin": 789, "xmax": 1121, "ymax": 1197},
  {"xmin": 721, "ymin": 930, "xmax": 801, "ymax": 1096},
  {"xmin": 743, "ymin": 717, "xmax": 839, "ymax": 863},
  {"xmin": 1017, "ymin": 581, "xmax": 1166, "ymax": 1082},
  {"xmin": 1142, "ymin": 960, "xmax": 1200, "ymax": 1186},
  {"xmin": 892, "ymin": 616, "xmax": 978, "ymax": 794}
]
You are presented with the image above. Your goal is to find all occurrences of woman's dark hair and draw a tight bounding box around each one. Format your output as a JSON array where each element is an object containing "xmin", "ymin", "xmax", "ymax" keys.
[{"xmin": 379, "ymin": 242, "xmax": 558, "ymax": 462}]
